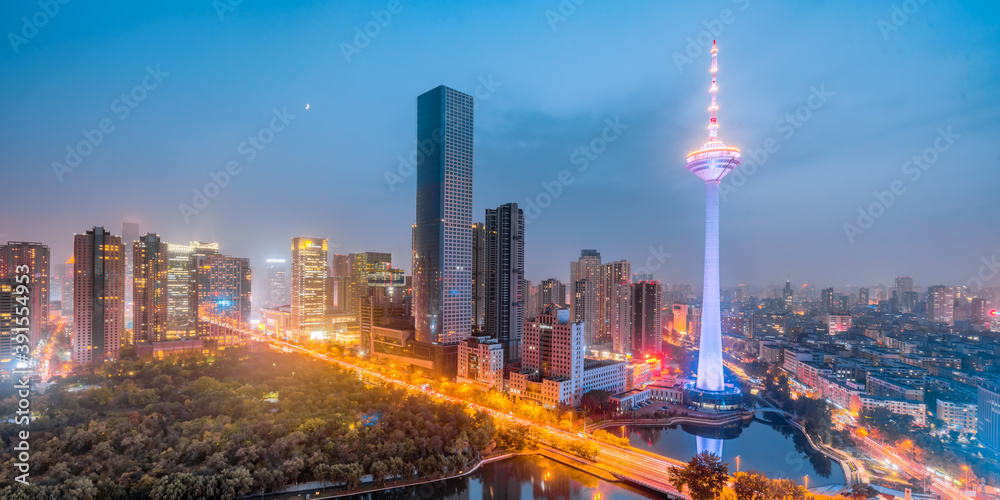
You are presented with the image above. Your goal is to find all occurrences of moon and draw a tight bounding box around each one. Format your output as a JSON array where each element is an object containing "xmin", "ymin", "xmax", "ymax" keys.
[{"xmin": 305, "ymin": 103, "xmax": 310, "ymax": 109}]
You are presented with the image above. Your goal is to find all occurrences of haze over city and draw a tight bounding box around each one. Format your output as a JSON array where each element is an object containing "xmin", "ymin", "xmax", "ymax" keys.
[{"xmin": 2, "ymin": 0, "xmax": 998, "ymax": 288}]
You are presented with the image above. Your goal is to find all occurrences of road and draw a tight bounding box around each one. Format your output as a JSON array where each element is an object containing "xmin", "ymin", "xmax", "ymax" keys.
[
  {"xmin": 227, "ymin": 323, "xmax": 690, "ymax": 498},
  {"xmin": 859, "ymin": 436, "xmax": 971, "ymax": 500}
]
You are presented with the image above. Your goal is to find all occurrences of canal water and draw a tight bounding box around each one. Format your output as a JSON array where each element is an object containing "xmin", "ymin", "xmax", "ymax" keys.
[
  {"xmin": 337, "ymin": 454, "xmax": 658, "ymax": 499},
  {"xmin": 614, "ymin": 417, "xmax": 846, "ymax": 488}
]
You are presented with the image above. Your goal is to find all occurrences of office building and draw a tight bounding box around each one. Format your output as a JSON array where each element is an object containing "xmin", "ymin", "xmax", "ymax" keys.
[
  {"xmin": 166, "ymin": 241, "xmax": 218, "ymax": 339},
  {"xmin": 413, "ymin": 85, "xmax": 474, "ymax": 346},
  {"xmin": 485, "ymin": 203, "xmax": 524, "ymax": 365},
  {"xmin": 291, "ymin": 237, "xmax": 327, "ymax": 335},
  {"xmin": 631, "ymin": 281, "xmax": 663, "ymax": 355},
  {"xmin": 347, "ymin": 252, "xmax": 391, "ymax": 314},
  {"xmin": 195, "ymin": 253, "xmax": 251, "ymax": 325},
  {"xmin": 73, "ymin": 227, "xmax": 124, "ymax": 363},
  {"xmin": 0, "ymin": 241, "xmax": 50, "ymax": 347},
  {"xmin": 512, "ymin": 304, "xmax": 584, "ymax": 407},
  {"xmin": 331, "ymin": 254, "xmax": 351, "ymax": 310},
  {"xmin": 132, "ymin": 233, "xmax": 168, "ymax": 343}
]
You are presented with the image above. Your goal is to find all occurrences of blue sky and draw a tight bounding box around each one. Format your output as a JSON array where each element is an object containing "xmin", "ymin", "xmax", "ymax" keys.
[{"xmin": 1, "ymin": 0, "xmax": 998, "ymax": 290}]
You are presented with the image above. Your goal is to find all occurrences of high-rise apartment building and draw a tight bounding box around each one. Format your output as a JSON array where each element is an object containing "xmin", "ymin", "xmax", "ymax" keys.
[
  {"xmin": 821, "ymin": 287, "xmax": 834, "ymax": 312},
  {"xmin": 0, "ymin": 241, "xmax": 50, "ymax": 347},
  {"xmin": 291, "ymin": 237, "xmax": 328, "ymax": 335},
  {"xmin": 859, "ymin": 287, "xmax": 870, "ymax": 307},
  {"xmin": 413, "ymin": 85, "xmax": 473, "ymax": 345},
  {"xmin": 927, "ymin": 285, "xmax": 955, "ymax": 325},
  {"xmin": 0, "ymin": 280, "xmax": 16, "ymax": 365},
  {"xmin": 331, "ymin": 254, "xmax": 350, "ymax": 310},
  {"xmin": 266, "ymin": 259, "xmax": 289, "ymax": 308},
  {"xmin": 485, "ymin": 203, "xmax": 524, "ymax": 365},
  {"xmin": 73, "ymin": 227, "xmax": 124, "ymax": 363},
  {"xmin": 132, "ymin": 233, "xmax": 168, "ymax": 343},
  {"xmin": 571, "ymin": 249, "xmax": 601, "ymax": 347},
  {"xmin": 60, "ymin": 256, "xmax": 74, "ymax": 316},
  {"xmin": 540, "ymin": 278, "xmax": 566, "ymax": 309},
  {"xmin": 122, "ymin": 222, "xmax": 139, "ymax": 327},
  {"xmin": 895, "ymin": 276, "xmax": 914, "ymax": 294},
  {"xmin": 471, "ymin": 222, "xmax": 487, "ymax": 333},
  {"xmin": 978, "ymin": 378, "xmax": 1000, "ymax": 455},
  {"xmin": 782, "ymin": 280, "xmax": 793, "ymax": 310},
  {"xmin": 520, "ymin": 304, "xmax": 584, "ymax": 404},
  {"xmin": 599, "ymin": 260, "xmax": 632, "ymax": 350},
  {"xmin": 456, "ymin": 335, "xmax": 504, "ymax": 392},
  {"xmin": 632, "ymin": 281, "xmax": 663, "ymax": 355}
]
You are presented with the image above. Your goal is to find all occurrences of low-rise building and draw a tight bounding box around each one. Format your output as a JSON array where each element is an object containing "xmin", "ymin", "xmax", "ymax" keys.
[
  {"xmin": 582, "ymin": 359, "xmax": 627, "ymax": 395},
  {"xmin": 860, "ymin": 395, "xmax": 926, "ymax": 426},
  {"xmin": 610, "ymin": 389, "xmax": 651, "ymax": 410},
  {"xmin": 936, "ymin": 399, "xmax": 977, "ymax": 434},
  {"xmin": 647, "ymin": 381, "xmax": 685, "ymax": 403},
  {"xmin": 457, "ymin": 336, "xmax": 504, "ymax": 392}
]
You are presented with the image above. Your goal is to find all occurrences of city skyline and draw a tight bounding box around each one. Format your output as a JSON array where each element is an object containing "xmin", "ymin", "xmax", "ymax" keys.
[{"xmin": 1, "ymin": 2, "xmax": 998, "ymax": 289}]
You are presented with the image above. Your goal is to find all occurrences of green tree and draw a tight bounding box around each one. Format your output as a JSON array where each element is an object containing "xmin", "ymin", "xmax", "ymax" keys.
[
  {"xmin": 731, "ymin": 471, "xmax": 771, "ymax": 500},
  {"xmin": 667, "ymin": 451, "xmax": 730, "ymax": 500}
]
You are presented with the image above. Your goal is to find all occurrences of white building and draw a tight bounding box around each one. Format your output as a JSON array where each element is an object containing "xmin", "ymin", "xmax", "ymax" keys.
[
  {"xmin": 457, "ymin": 336, "xmax": 505, "ymax": 392},
  {"xmin": 827, "ymin": 313, "xmax": 852, "ymax": 333},
  {"xmin": 860, "ymin": 395, "xmax": 926, "ymax": 426},
  {"xmin": 937, "ymin": 399, "xmax": 977, "ymax": 434},
  {"xmin": 611, "ymin": 389, "xmax": 651, "ymax": 410},
  {"xmin": 582, "ymin": 359, "xmax": 627, "ymax": 395}
]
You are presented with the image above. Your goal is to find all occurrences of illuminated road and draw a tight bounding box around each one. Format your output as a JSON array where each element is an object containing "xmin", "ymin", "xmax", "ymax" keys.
[
  {"xmin": 858, "ymin": 436, "xmax": 971, "ymax": 500},
  {"xmin": 219, "ymin": 321, "xmax": 690, "ymax": 498}
]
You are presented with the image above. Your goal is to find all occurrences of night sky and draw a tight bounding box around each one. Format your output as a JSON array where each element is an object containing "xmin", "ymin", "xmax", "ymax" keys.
[{"xmin": 1, "ymin": 0, "xmax": 998, "ymax": 290}]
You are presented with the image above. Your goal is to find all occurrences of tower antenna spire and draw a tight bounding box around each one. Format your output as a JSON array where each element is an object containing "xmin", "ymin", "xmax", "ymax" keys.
[{"xmin": 709, "ymin": 40, "xmax": 719, "ymax": 142}]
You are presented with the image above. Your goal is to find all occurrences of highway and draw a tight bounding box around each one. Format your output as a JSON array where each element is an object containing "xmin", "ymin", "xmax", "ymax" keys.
[{"xmin": 221, "ymin": 322, "xmax": 690, "ymax": 498}]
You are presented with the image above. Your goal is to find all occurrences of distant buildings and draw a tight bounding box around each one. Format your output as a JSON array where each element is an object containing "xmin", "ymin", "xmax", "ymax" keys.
[
  {"xmin": 927, "ymin": 285, "xmax": 955, "ymax": 325},
  {"xmin": 0, "ymin": 241, "xmax": 50, "ymax": 347},
  {"xmin": 484, "ymin": 203, "xmax": 524, "ymax": 365},
  {"xmin": 822, "ymin": 288, "xmax": 834, "ymax": 312},
  {"xmin": 73, "ymin": 227, "xmax": 124, "ymax": 363},
  {"xmin": 132, "ymin": 233, "xmax": 168, "ymax": 343},
  {"xmin": 827, "ymin": 312, "xmax": 852, "ymax": 334},
  {"xmin": 265, "ymin": 259, "xmax": 289, "ymax": 308},
  {"xmin": 413, "ymin": 85, "xmax": 474, "ymax": 346},
  {"xmin": 291, "ymin": 237, "xmax": 327, "ymax": 335}
]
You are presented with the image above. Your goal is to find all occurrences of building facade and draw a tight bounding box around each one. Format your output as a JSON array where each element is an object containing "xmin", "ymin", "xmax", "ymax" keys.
[
  {"xmin": 457, "ymin": 335, "xmax": 504, "ymax": 392},
  {"xmin": 73, "ymin": 227, "xmax": 124, "ymax": 363},
  {"xmin": 132, "ymin": 233, "xmax": 168, "ymax": 343},
  {"xmin": 927, "ymin": 285, "xmax": 955, "ymax": 325},
  {"xmin": 570, "ymin": 249, "xmax": 601, "ymax": 347},
  {"xmin": 0, "ymin": 241, "xmax": 50, "ymax": 348},
  {"xmin": 485, "ymin": 203, "xmax": 524, "ymax": 365},
  {"xmin": 978, "ymin": 378, "xmax": 1000, "ymax": 454},
  {"xmin": 413, "ymin": 85, "xmax": 474, "ymax": 346},
  {"xmin": 631, "ymin": 281, "xmax": 663, "ymax": 356},
  {"xmin": 599, "ymin": 260, "xmax": 632, "ymax": 351},
  {"xmin": 291, "ymin": 237, "xmax": 327, "ymax": 335}
]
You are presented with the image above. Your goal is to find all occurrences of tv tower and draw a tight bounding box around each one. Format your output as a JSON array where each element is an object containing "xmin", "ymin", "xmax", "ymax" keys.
[{"xmin": 686, "ymin": 40, "xmax": 741, "ymax": 394}]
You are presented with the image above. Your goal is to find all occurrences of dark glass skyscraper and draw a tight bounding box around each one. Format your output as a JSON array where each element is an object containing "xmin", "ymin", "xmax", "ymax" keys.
[
  {"xmin": 413, "ymin": 86, "xmax": 473, "ymax": 345},
  {"xmin": 485, "ymin": 203, "xmax": 524, "ymax": 365}
]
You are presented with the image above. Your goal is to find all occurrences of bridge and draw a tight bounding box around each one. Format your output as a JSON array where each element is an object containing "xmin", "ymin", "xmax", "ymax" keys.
[{"xmin": 750, "ymin": 407, "xmax": 793, "ymax": 417}]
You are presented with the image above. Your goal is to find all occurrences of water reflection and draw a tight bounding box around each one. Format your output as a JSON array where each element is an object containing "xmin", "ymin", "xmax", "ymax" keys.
[
  {"xmin": 338, "ymin": 455, "xmax": 658, "ymax": 500},
  {"xmin": 616, "ymin": 419, "xmax": 844, "ymax": 486}
]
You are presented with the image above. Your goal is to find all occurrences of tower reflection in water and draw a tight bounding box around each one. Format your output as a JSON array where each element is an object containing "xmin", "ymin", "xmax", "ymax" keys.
[{"xmin": 696, "ymin": 436, "xmax": 723, "ymax": 458}]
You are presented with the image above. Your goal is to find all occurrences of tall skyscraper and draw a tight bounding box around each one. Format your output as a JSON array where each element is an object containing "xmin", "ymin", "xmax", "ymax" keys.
[
  {"xmin": 632, "ymin": 281, "xmax": 663, "ymax": 356},
  {"xmin": 132, "ymin": 233, "xmax": 168, "ymax": 343},
  {"xmin": 471, "ymin": 222, "xmax": 487, "ymax": 333},
  {"xmin": 73, "ymin": 227, "xmax": 124, "ymax": 363},
  {"xmin": 291, "ymin": 237, "xmax": 328, "ymax": 335},
  {"xmin": 927, "ymin": 285, "xmax": 955, "ymax": 326},
  {"xmin": 485, "ymin": 203, "xmax": 524, "ymax": 364},
  {"xmin": 0, "ymin": 241, "xmax": 50, "ymax": 347},
  {"xmin": 60, "ymin": 256, "xmax": 74, "ymax": 316},
  {"xmin": 540, "ymin": 278, "xmax": 567, "ymax": 308},
  {"xmin": 413, "ymin": 85, "xmax": 473, "ymax": 345},
  {"xmin": 331, "ymin": 254, "xmax": 350, "ymax": 310},
  {"xmin": 599, "ymin": 260, "xmax": 632, "ymax": 353},
  {"xmin": 195, "ymin": 253, "xmax": 251, "ymax": 324},
  {"xmin": 166, "ymin": 242, "xmax": 218, "ymax": 339},
  {"xmin": 684, "ymin": 40, "xmax": 740, "ymax": 394},
  {"xmin": 895, "ymin": 276, "xmax": 914, "ymax": 294},
  {"xmin": 122, "ymin": 222, "xmax": 139, "ymax": 328}
]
